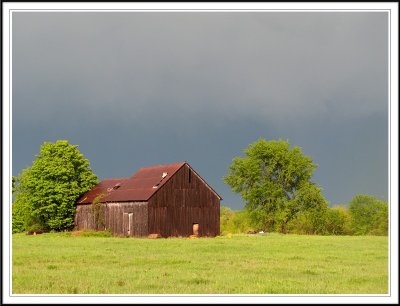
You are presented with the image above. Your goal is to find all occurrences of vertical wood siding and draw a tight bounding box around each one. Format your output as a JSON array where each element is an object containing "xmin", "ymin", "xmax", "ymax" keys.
[
  {"xmin": 74, "ymin": 202, "xmax": 148, "ymax": 236},
  {"xmin": 75, "ymin": 164, "xmax": 220, "ymax": 238},
  {"xmin": 148, "ymin": 164, "xmax": 220, "ymax": 237}
]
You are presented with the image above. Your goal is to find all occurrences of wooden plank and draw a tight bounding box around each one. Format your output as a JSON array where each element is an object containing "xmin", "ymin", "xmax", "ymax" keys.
[
  {"xmin": 129, "ymin": 213, "xmax": 133, "ymax": 236},
  {"xmin": 75, "ymin": 162, "xmax": 220, "ymax": 237}
]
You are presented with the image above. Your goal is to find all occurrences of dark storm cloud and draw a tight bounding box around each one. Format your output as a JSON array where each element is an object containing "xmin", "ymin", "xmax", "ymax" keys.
[
  {"xmin": 13, "ymin": 12, "xmax": 387, "ymax": 123},
  {"xmin": 12, "ymin": 12, "xmax": 388, "ymax": 208}
]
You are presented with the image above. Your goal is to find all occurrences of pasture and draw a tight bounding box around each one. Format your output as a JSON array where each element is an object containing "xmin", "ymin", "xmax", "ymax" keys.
[{"xmin": 12, "ymin": 233, "xmax": 388, "ymax": 294}]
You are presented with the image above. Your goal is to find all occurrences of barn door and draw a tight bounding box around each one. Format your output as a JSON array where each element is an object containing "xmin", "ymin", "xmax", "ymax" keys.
[
  {"xmin": 123, "ymin": 213, "xmax": 128, "ymax": 236},
  {"xmin": 123, "ymin": 213, "xmax": 134, "ymax": 236}
]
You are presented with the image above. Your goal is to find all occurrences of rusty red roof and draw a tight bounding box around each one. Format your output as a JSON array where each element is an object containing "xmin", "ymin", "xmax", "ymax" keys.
[
  {"xmin": 77, "ymin": 162, "xmax": 186, "ymax": 204},
  {"xmin": 77, "ymin": 178, "xmax": 127, "ymax": 204}
]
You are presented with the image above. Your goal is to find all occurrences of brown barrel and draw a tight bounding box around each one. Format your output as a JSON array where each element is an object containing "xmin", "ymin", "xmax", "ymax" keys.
[{"xmin": 192, "ymin": 223, "xmax": 199, "ymax": 236}]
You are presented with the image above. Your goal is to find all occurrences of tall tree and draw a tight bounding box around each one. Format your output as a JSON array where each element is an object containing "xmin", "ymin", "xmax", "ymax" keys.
[
  {"xmin": 224, "ymin": 138, "xmax": 328, "ymax": 233},
  {"xmin": 12, "ymin": 140, "xmax": 98, "ymax": 231},
  {"xmin": 12, "ymin": 169, "xmax": 37, "ymax": 233}
]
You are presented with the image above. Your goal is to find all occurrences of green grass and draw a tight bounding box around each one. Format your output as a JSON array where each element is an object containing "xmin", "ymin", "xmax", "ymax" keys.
[{"xmin": 12, "ymin": 233, "xmax": 388, "ymax": 294}]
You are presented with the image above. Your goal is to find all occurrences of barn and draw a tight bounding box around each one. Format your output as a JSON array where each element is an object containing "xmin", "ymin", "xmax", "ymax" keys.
[{"xmin": 74, "ymin": 162, "xmax": 222, "ymax": 237}]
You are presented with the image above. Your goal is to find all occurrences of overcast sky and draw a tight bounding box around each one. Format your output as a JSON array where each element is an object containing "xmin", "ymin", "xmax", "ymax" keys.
[{"xmin": 12, "ymin": 11, "xmax": 388, "ymax": 209}]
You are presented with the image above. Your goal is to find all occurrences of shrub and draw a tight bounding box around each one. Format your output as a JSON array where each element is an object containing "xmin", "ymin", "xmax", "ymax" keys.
[
  {"xmin": 27, "ymin": 224, "xmax": 44, "ymax": 232},
  {"xmin": 324, "ymin": 206, "xmax": 353, "ymax": 235},
  {"xmin": 349, "ymin": 195, "xmax": 388, "ymax": 236},
  {"xmin": 220, "ymin": 206, "xmax": 254, "ymax": 234},
  {"xmin": 91, "ymin": 194, "xmax": 107, "ymax": 230},
  {"xmin": 286, "ymin": 211, "xmax": 315, "ymax": 235},
  {"xmin": 286, "ymin": 206, "xmax": 328, "ymax": 235}
]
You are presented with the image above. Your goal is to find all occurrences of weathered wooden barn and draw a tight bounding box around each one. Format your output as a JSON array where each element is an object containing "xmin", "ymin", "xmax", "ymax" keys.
[{"xmin": 74, "ymin": 162, "xmax": 222, "ymax": 237}]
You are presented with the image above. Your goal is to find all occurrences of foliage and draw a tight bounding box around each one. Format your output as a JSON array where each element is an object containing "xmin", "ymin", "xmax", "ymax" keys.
[
  {"xmin": 26, "ymin": 223, "xmax": 44, "ymax": 232},
  {"xmin": 12, "ymin": 140, "xmax": 98, "ymax": 232},
  {"xmin": 324, "ymin": 206, "xmax": 353, "ymax": 235},
  {"xmin": 220, "ymin": 206, "xmax": 254, "ymax": 234},
  {"xmin": 286, "ymin": 205, "xmax": 352, "ymax": 235},
  {"xmin": 219, "ymin": 206, "xmax": 235, "ymax": 233},
  {"xmin": 220, "ymin": 196, "xmax": 387, "ymax": 236},
  {"xmin": 12, "ymin": 169, "xmax": 39, "ymax": 233},
  {"xmin": 12, "ymin": 176, "xmax": 18, "ymax": 194},
  {"xmin": 224, "ymin": 138, "xmax": 328, "ymax": 233},
  {"xmin": 283, "ymin": 195, "xmax": 388, "ymax": 236},
  {"xmin": 349, "ymin": 194, "xmax": 388, "ymax": 236},
  {"xmin": 91, "ymin": 194, "xmax": 107, "ymax": 230},
  {"xmin": 286, "ymin": 211, "xmax": 314, "ymax": 235}
]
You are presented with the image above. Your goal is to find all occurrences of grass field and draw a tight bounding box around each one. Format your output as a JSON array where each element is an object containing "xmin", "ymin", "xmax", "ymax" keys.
[{"xmin": 12, "ymin": 232, "xmax": 388, "ymax": 294}]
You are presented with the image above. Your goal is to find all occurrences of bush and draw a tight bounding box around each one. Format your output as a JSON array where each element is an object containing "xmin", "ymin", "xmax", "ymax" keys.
[
  {"xmin": 286, "ymin": 211, "xmax": 315, "ymax": 235},
  {"xmin": 220, "ymin": 206, "xmax": 254, "ymax": 234},
  {"xmin": 12, "ymin": 214, "xmax": 25, "ymax": 234},
  {"xmin": 221, "ymin": 195, "xmax": 388, "ymax": 236},
  {"xmin": 27, "ymin": 224, "xmax": 44, "ymax": 232},
  {"xmin": 324, "ymin": 206, "xmax": 353, "ymax": 235},
  {"xmin": 286, "ymin": 206, "xmax": 328, "ymax": 235},
  {"xmin": 349, "ymin": 195, "xmax": 388, "ymax": 236},
  {"xmin": 91, "ymin": 194, "xmax": 107, "ymax": 230}
]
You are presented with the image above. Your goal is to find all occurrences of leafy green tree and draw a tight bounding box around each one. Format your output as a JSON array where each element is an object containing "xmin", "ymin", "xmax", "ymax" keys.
[
  {"xmin": 370, "ymin": 202, "xmax": 388, "ymax": 236},
  {"xmin": 349, "ymin": 194, "xmax": 388, "ymax": 236},
  {"xmin": 224, "ymin": 138, "xmax": 328, "ymax": 233},
  {"xmin": 220, "ymin": 206, "xmax": 254, "ymax": 234},
  {"xmin": 12, "ymin": 176, "xmax": 18, "ymax": 194},
  {"xmin": 12, "ymin": 169, "xmax": 38, "ymax": 233},
  {"xmin": 286, "ymin": 210, "xmax": 316, "ymax": 235},
  {"xmin": 286, "ymin": 204, "xmax": 329, "ymax": 235},
  {"xmin": 230, "ymin": 209, "xmax": 254, "ymax": 234},
  {"xmin": 12, "ymin": 140, "xmax": 98, "ymax": 232},
  {"xmin": 324, "ymin": 206, "xmax": 353, "ymax": 235},
  {"xmin": 220, "ymin": 206, "xmax": 235, "ymax": 233}
]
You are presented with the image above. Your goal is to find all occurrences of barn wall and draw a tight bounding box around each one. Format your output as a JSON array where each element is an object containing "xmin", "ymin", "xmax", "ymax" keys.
[
  {"xmin": 148, "ymin": 164, "xmax": 220, "ymax": 237},
  {"xmin": 74, "ymin": 202, "xmax": 148, "ymax": 236}
]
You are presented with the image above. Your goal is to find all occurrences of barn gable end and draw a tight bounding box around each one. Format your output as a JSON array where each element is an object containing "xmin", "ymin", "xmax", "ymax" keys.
[{"xmin": 148, "ymin": 164, "xmax": 221, "ymax": 237}]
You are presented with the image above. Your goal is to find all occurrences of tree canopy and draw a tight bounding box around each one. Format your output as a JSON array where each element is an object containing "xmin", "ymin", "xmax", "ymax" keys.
[
  {"xmin": 349, "ymin": 194, "xmax": 388, "ymax": 235},
  {"xmin": 224, "ymin": 138, "xmax": 328, "ymax": 233},
  {"xmin": 12, "ymin": 140, "xmax": 98, "ymax": 232}
]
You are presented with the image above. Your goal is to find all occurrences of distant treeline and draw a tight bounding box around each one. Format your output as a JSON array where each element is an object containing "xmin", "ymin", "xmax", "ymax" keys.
[{"xmin": 220, "ymin": 194, "xmax": 388, "ymax": 236}]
